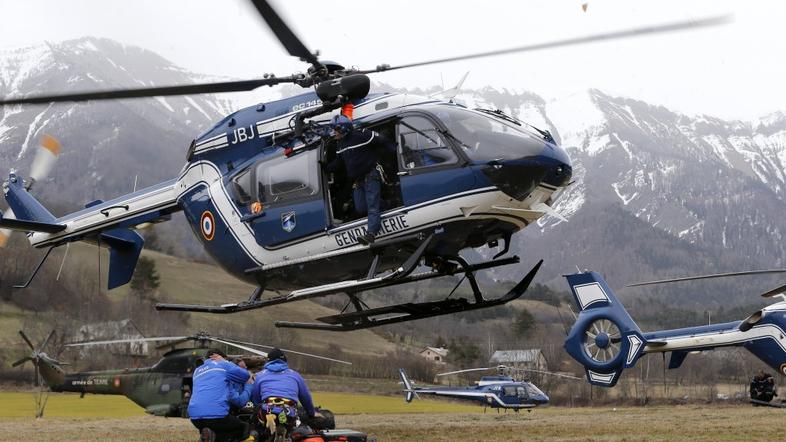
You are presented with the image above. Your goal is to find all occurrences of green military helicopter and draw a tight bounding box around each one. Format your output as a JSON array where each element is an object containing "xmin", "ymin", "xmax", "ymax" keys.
[{"xmin": 13, "ymin": 330, "xmax": 350, "ymax": 418}]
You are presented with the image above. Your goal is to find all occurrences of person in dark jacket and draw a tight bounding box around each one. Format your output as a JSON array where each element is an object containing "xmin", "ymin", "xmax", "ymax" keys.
[
  {"xmin": 189, "ymin": 349, "xmax": 253, "ymax": 442},
  {"xmin": 251, "ymin": 348, "xmax": 316, "ymax": 438},
  {"xmin": 750, "ymin": 369, "xmax": 777, "ymax": 402},
  {"xmin": 326, "ymin": 114, "xmax": 396, "ymax": 245}
]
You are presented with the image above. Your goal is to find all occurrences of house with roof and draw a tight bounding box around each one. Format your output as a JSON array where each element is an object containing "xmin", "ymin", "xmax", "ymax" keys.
[
  {"xmin": 489, "ymin": 349, "xmax": 547, "ymax": 371},
  {"xmin": 71, "ymin": 319, "xmax": 149, "ymax": 358},
  {"xmin": 420, "ymin": 346, "xmax": 449, "ymax": 364}
]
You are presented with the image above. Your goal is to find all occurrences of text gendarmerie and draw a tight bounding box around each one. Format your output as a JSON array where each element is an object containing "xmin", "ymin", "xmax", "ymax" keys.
[{"xmin": 334, "ymin": 214, "xmax": 410, "ymax": 247}]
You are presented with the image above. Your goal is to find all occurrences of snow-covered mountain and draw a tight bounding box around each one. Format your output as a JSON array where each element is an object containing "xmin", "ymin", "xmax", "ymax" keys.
[
  {"xmin": 0, "ymin": 37, "xmax": 235, "ymax": 206},
  {"xmin": 459, "ymin": 88, "xmax": 786, "ymax": 305},
  {"xmin": 1, "ymin": 39, "xmax": 784, "ymax": 306}
]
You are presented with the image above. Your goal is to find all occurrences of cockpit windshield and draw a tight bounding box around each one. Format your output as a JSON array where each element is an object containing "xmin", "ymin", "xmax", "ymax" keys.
[
  {"xmin": 431, "ymin": 105, "xmax": 547, "ymax": 162},
  {"xmin": 523, "ymin": 382, "xmax": 544, "ymax": 397}
]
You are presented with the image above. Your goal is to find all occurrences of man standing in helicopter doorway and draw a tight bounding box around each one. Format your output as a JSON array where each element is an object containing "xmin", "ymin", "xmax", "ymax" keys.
[{"xmin": 326, "ymin": 114, "xmax": 395, "ymax": 245}]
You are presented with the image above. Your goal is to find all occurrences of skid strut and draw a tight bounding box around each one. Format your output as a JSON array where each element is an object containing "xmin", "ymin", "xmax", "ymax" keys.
[
  {"xmin": 155, "ymin": 228, "xmax": 543, "ymax": 330},
  {"xmin": 276, "ymin": 259, "xmax": 543, "ymax": 331}
]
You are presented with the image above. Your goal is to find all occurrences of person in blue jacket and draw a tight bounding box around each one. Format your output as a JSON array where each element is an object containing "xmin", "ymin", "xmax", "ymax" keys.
[
  {"xmin": 252, "ymin": 348, "xmax": 316, "ymax": 436},
  {"xmin": 189, "ymin": 349, "xmax": 253, "ymax": 442},
  {"xmin": 325, "ymin": 114, "xmax": 396, "ymax": 246}
]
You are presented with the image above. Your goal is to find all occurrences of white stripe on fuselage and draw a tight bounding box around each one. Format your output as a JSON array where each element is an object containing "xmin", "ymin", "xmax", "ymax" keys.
[
  {"xmin": 643, "ymin": 319, "xmax": 786, "ymax": 354},
  {"xmin": 29, "ymin": 182, "xmax": 178, "ymax": 247},
  {"xmin": 192, "ymin": 94, "xmax": 435, "ymax": 155},
  {"xmin": 175, "ymin": 160, "xmax": 557, "ymax": 269}
]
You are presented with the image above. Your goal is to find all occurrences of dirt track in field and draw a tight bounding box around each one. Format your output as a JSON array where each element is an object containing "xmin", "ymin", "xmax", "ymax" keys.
[{"xmin": 1, "ymin": 404, "xmax": 782, "ymax": 441}]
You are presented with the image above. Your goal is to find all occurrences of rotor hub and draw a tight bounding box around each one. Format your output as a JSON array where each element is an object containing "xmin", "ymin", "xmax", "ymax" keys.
[{"xmin": 595, "ymin": 333, "xmax": 610, "ymax": 349}]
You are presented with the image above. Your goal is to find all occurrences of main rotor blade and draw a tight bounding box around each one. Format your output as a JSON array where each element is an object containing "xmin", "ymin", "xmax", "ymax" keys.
[
  {"xmin": 19, "ymin": 331, "xmax": 35, "ymax": 351},
  {"xmin": 0, "ymin": 77, "xmax": 291, "ymax": 106},
  {"xmin": 437, "ymin": 367, "xmax": 494, "ymax": 377},
  {"xmin": 627, "ymin": 269, "xmax": 786, "ymax": 287},
  {"xmin": 12, "ymin": 357, "xmax": 32, "ymax": 367},
  {"xmin": 761, "ymin": 283, "xmax": 786, "ymax": 298},
  {"xmin": 506, "ymin": 367, "xmax": 582, "ymax": 380},
  {"xmin": 359, "ymin": 15, "xmax": 732, "ymax": 75},
  {"xmin": 39, "ymin": 330, "xmax": 56, "ymax": 353},
  {"xmin": 206, "ymin": 337, "xmax": 268, "ymax": 358},
  {"xmin": 65, "ymin": 336, "xmax": 187, "ymax": 347},
  {"xmin": 155, "ymin": 337, "xmax": 195, "ymax": 350},
  {"xmin": 218, "ymin": 337, "xmax": 353, "ymax": 365},
  {"xmin": 248, "ymin": 0, "xmax": 320, "ymax": 68}
]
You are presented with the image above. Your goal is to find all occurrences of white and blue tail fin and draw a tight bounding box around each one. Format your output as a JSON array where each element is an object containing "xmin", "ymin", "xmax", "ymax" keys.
[
  {"xmin": 563, "ymin": 271, "xmax": 647, "ymax": 387},
  {"xmin": 398, "ymin": 369, "xmax": 417, "ymax": 403}
]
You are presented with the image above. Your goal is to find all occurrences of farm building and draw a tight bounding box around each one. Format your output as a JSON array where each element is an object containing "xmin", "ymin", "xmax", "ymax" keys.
[
  {"xmin": 489, "ymin": 349, "xmax": 548, "ymax": 371},
  {"xmin": 420, "ymin": 347, "xmax": 449, "ymax": 364}
]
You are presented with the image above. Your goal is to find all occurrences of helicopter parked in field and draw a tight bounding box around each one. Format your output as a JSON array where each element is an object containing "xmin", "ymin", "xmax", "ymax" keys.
[
  {"xmin": 0, "ymin": 1, "xmax": 728, "ymax": 330},
  {"xmin": 562, "ymin": 269, "xmax": 786, "ymax": 387},
  {"xmin": 398, "ymin": 365, "xmax": 579, "ymax": 411},
  {"xmin": 13, "ymin": 330, "xmax": 349, "ymax": 418}
]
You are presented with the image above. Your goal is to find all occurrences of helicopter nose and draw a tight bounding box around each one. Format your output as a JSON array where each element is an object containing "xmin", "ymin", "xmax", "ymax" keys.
[
  {"xmin": 535, "ymin": 393, "xmax": 550, "ymax": 405},
  {"xmin": 481, "ymin": 144, "xmax": 572, "ymax": 201}
]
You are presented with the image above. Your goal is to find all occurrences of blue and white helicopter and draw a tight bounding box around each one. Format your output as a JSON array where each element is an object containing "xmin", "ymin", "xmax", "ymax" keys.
[
  {"xmin": 399, "ymin": 365, "xmax": 579, "ymax": 411},
  {"xmin": 0, "ymin": 1, "xmax": 726, "ymax": 330},
  {"xmin": 563, "ymin": 269, "xmax": 786, "ymax": 387}
]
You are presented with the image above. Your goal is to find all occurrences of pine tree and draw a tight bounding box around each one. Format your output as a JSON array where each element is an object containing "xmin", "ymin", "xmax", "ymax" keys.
[{"xmin": 130, "ymin": 257, "xmax": 160, "ymax": 297}]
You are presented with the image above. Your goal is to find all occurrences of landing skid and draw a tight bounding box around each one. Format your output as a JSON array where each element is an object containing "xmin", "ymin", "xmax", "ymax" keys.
[
  {"xmin": 277, "ymin": 259, "xmax": 543, "ymax": 331},
  {"xmin": 156, "ymin": 232, "xmax": 543, "ymax": 331}
]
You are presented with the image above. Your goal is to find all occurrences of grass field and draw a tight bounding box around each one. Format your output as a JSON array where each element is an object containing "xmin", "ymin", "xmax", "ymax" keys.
[
  {"xmin": 0, "ymin": 391, "xmax": 783, "ymax": 441},
  {"xmin": 0, "ymin": 245, "xmax": 399, "ymax": 363},
  {"xmin": 0, "ymin": 391, "xmax": 477, "ymax": 418}
]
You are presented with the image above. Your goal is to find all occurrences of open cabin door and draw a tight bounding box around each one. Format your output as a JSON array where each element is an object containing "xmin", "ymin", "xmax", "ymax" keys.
[{"xmin": 230, "ymin": 149, "xmax": 327, "ymax": 247}]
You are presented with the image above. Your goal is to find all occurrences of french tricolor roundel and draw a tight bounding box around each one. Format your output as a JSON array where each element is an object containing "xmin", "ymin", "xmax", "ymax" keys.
[{"xmin": 200, "ymin": 211, "xmax": 215, "ymax": 241}]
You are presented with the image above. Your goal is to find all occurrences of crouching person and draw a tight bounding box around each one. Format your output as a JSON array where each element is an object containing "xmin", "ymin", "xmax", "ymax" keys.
[
  {"xmin": 252, "ymin": 348, "xmax": 317, "ymax": 440},
  {"xmin": 189, "ymin": 349, "xmax": 253, "ymax": 442}
]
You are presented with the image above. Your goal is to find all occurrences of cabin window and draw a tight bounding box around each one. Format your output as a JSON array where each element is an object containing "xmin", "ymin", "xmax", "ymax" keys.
[
  {"xmin": 232, "ymin": 168, "xmax": 253, "ymax": 204},
  {"xmin": 503, "ymin": 386, "xmax": 517, "ymax": 397},
  {"xmin": 397, "ymin": 116, "xmax": 458, "ymax": 169},
  {"xmin": 254, "ymin": 149, "xmax": 320, "ymax": 206},
  {"xmin": 154, "ymin": 356, "xmax": 192, "ymax": 373}
]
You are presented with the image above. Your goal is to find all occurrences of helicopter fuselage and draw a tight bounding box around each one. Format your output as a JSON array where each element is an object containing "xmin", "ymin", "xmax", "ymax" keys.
[
  {"xmin": 37, "ymin": 348, "xmax": 206, "ymax": 417},
  {"xmin": 176, "ymin": 92, "xmax": 572, "ymax": 290},
  {"xmin": 24, "ymin": 91, "xmax": 571, "ymax": 291}
]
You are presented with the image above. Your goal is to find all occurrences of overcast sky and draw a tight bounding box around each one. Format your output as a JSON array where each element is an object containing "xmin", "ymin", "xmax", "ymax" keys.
[{"xmin": 1, "ymin": 0, "xmax": 784, "ymax": 121}]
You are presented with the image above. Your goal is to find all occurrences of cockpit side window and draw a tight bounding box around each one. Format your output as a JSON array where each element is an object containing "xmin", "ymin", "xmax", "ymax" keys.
[
  {"xmin": 517, "ymin": 386, "xmax": 529, "ymax": 399},
  {"xmin": 397, "ymin": 116, "xmax": 458, "ymax": 170},
  {"xmin": 255, "ymin": 149, "xmax": 320, "ymax": 206}
]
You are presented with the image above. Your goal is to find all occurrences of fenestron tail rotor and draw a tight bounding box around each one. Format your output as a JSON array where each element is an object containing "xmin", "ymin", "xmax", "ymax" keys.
[{"xmin": 582, "ymin": 318, "xmax": 621, "ymax": 364}]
